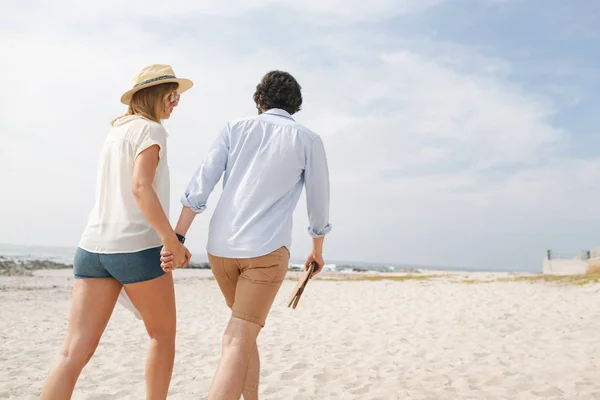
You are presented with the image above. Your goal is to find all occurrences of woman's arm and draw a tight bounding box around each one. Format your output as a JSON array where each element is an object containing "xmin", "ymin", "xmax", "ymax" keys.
[{"xmin": 133, "ymin": 145, "xmax": 190, "ymax": 269}]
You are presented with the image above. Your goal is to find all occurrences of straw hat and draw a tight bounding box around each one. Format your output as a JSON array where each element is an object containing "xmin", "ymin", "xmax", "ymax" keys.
[{"xmin": 121, "ymin": 64, "xmax": 193, "ymax": 105}]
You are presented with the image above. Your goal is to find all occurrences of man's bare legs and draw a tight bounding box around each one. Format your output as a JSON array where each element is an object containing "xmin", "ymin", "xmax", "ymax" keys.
[
  {"xmin": 208, "ymin": 317, "xmax": 262, "ymax": 400},
  {"xmin": 242, "ymin": 343, "xmax": 260, "ymax": 400}
]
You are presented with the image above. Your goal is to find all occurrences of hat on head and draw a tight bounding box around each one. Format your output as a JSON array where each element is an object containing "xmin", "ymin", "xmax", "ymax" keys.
[{"xmin": 121, "ymin": 64, "xmax": 193, "ymax": 105}]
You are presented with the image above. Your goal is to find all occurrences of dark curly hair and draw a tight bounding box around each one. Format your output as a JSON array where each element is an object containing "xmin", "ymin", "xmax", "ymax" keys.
[{"xmin": 253, "ymin": 70, "xmax": 303, "ymax": 115}]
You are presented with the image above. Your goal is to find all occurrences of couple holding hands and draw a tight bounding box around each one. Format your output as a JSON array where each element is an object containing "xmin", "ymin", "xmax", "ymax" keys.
[{"xmin": 41, "ymin": 65, "xmax": 331, "ymax": 400}]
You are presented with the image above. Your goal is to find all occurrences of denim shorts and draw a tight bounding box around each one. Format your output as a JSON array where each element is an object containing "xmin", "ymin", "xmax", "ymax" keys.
[{"xmin": 73, "ymin": 246, "xmax": 165, "ymax": 285}]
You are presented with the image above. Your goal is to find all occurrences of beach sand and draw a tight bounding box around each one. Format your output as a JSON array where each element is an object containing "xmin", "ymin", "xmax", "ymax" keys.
[{"xmin": 1, "ymin": 269, "xmax": 599, "ymax": 399}]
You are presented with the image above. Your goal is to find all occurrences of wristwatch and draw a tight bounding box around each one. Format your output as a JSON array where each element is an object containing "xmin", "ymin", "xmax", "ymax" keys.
[{"xmin": 176, "ymin": 233, "xmax": 186, "ymax": 244}]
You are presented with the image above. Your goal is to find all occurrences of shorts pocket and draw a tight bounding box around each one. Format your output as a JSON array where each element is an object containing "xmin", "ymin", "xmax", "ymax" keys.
[
  {"xmin": 208, "ymin": 254, "xmax": 231, "ymax": 278},
  {"xmin": 73, "ymin": 247, "xmax": 111, "ymax": 278},
  {"xmin": 244, "ymin": 252, "xmax": 288, "ymax": 284}
]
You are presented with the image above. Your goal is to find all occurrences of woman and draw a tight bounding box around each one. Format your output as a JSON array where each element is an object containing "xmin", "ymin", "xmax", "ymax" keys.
[{"xmin": 41, "ymin": 64, "xmax": 193, "ymax": 400}]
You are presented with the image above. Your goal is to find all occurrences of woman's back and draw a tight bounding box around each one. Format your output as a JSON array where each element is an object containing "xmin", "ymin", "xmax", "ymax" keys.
[{"xmin": 78, "ymin": 115, "xmax": 170, "ymax": 253}]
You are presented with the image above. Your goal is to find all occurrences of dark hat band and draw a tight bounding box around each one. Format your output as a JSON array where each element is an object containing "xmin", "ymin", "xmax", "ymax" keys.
[{"xmin": 133, "ymin": 75, "xmax": 177, "ymax": 88}]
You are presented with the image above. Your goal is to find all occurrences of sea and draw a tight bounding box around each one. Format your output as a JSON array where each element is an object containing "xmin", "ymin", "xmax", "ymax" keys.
[{"xmin": 0, "ymin": 243, "xmax": 531, "ymax": 274}]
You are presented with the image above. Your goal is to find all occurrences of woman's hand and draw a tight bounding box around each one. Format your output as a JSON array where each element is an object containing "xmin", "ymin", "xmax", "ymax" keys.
[{"xmin": 160, "ymin": 237, "xmax": 191, "ymax": 272}]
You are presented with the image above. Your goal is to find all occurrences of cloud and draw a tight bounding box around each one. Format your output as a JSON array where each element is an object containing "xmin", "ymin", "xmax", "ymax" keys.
[
  {"xmin": 294, "ymin": 45, "xmax": 594, "ymax": 269},
  {"xmin": 325, "ymin": 49, "xmax": 560, "ymax": 177},
  {"xmin": 2, "ymin": 0, "xmax": 443, "ymax": 26}
]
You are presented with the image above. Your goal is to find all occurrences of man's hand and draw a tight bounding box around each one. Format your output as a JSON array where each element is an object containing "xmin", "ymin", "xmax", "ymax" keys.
[
  {"xmin": 304, "ymin": 251, "xmax": 325, "ymax": 279},
  {"xmin": 160, "ymin": 240, "xmax": 191, "ymax": 272}
]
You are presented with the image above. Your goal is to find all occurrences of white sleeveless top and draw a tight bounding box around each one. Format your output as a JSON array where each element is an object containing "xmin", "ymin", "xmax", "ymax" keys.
[{"xmin": 78, "ymin": 115, "xmax": 170, "ymax": 254}]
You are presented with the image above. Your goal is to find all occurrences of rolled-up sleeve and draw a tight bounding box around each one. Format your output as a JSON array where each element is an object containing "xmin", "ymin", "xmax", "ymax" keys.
[
  {"xmin": 181, "ymin": 125, "xmax": 229, "ymax": 214},
  {"xmin": 305, "ymin": 136, "xmax": 332, "ymax": 237}
]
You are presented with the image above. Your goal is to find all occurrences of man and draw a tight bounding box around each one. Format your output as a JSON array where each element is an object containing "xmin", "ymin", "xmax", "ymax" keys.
[{"xmin": 161, "ymin": 70, "xmax": 331, "ymax": 399}]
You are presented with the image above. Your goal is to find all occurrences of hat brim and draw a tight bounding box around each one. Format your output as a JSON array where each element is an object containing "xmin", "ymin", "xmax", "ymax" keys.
[{"xmin": 120, "ymin": 78, "xmax": 194, "ymax": 105}]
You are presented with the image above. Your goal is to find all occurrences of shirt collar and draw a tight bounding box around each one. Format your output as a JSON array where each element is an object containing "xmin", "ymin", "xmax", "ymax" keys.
[{"xmin": 263, "ymin": 108, "xmax": 295, "ymax": 121}]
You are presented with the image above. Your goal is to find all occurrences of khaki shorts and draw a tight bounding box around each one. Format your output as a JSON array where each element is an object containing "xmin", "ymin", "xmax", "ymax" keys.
[{"xmin": 208, "ymin": 246, "xmax": 290, "ymax": 327}]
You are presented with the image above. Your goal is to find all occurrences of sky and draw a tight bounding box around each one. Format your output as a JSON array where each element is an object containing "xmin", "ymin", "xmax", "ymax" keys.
[{"xmin": 1, "ymin": 0, "xmax": 599, "ymax": 271}]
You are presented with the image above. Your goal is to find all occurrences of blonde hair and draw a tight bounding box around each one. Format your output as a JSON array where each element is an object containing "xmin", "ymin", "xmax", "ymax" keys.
[{"xmin": 112, "ymin": 82, "xmax": 179, "ymax": 125}]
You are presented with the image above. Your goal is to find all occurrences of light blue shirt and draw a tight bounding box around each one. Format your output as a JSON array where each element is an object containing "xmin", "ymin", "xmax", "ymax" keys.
[{"xmin": 181, "ymin": 108, "xmax": 332, "ymax": 258}]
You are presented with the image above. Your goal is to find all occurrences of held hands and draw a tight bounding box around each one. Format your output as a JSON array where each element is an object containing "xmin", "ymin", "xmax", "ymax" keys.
[
  {"xmin": 160, "ymin": 238, "xmax": 191, "ymax": 272},
  {"xmin": 305, "ymin": 250, "xmax": 325, "ymax": 279}
]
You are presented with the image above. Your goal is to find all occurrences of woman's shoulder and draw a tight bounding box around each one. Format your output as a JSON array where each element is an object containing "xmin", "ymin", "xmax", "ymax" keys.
[
  {"xmin": 130, "ymin": 116, "xmax": 166, "ymax": 132},
  {"xmin": 112, "ymin": 115, "xmax": 168, "ymax": 140},
  {"xmin": 141, "ymin": 118, "xmax": 168, "ymax": 137}
]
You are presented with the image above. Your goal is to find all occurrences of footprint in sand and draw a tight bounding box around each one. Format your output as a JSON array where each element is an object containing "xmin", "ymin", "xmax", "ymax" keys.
[
  {"xmin": 262, "ymin": 385, "xmax": 282, "ymax": 396},
  {"xmin": 351, "ymin": 385, "xmax": 371, "ymax": 395},
  {"xmin": 85, "ymin": 394, "xmax": 118, "ymax": 400},
  {"xmin": 101, "ymin": 372, "xmax": 121, "ymax": 380},
  {"xmin": 313, "ymin": 372, "xmax": 328, "ymax": 384},
  {"xmin": 292, "ymin": 362, "xmax": 310, "ymax": 369},
  {"xmin": 281, "ymin": 370, "xmax": 303, "ymax": 380},
  {"xmin": 532, "ymin": 387, "xmax": 564, "ymax": 397}
]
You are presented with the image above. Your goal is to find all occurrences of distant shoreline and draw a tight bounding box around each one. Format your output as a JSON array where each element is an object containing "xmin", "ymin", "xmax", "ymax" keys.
[
  {"xmin": 0, "ymin": 257, "xmax": 214, "ymax": 277},
  {"xmin": 0, "ymin": 242, "xmax": 539, "ymax": 274},
  {"xmin": 0, "ymin": 257, "xmax": 422, "ymax": 276}
]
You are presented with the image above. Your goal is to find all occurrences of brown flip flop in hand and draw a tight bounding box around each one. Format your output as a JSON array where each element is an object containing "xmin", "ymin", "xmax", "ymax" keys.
[{"xmin": 288, "ymin": 262, "xmax": 316, "ymax": 309}]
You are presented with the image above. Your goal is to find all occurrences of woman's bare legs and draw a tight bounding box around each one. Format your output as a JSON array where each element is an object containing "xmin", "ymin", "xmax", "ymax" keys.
[
  {"xmin": 124, "ymin": 272, "xmax": 176, "ymax": 400},
  {"xmin": 208, "ymin": 317, "xmax": 262, "ymax": 400},
  {"xmin": 41, "ymin": 278, "xmax": 121, "ymax": 400}
]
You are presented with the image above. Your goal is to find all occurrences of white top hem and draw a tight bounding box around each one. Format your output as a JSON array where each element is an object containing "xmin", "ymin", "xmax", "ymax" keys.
[
  {"xmin": 206, "ymin": 241, "xmax": 291, "ymax": 259},
  {"xmin": 77, "ymin": 241, "xmax": 163, "ymax": 255}
]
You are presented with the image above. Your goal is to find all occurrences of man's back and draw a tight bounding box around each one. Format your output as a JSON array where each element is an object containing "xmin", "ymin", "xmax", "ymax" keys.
[
  {"xmin": 171, "ymin": 71, "xmax": 332, "ymax": 398},
  {"xmin": 181, "ymin": 108, "xmax": 331, "ymax": 258}
]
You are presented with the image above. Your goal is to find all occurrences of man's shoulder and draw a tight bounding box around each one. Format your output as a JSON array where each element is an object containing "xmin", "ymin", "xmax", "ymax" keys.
[
  {"xmin": 227, "ymin": 114, "xmax": 259, "ymax": 128},
  {"xmin": 290, "ymin": 121, "xmax": 320, "ymax": 140},
  {"xmin": 227, "ymin": 114, "xmax": 321, "ymax": 140}
]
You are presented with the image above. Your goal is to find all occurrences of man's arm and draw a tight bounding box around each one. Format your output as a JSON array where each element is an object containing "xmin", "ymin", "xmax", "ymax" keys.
[
  {"xmin": 180, "ymin": 125, "xmax": 230, "ymax": 217},
  {"xmin": 304, "ymin": 135, "xmax": 332, "ymax": 277},
  {"xmin": 174, "ymin": 206, "xmax": 197, "ymax": 237},
  {"xmin": 160, "ymin": 126, "xmax": 229, "ymax": 269}
]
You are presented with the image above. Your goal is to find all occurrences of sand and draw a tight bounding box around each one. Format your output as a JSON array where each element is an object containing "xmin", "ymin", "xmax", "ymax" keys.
[{"xmin": 1, "ymin": 269, "xmax": 600, "ymax": 399}]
